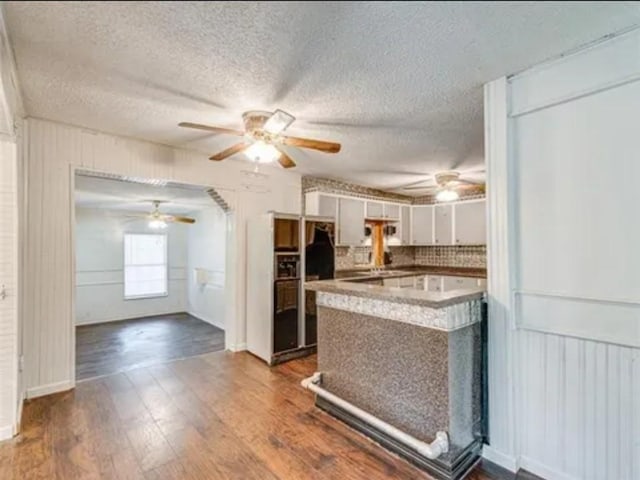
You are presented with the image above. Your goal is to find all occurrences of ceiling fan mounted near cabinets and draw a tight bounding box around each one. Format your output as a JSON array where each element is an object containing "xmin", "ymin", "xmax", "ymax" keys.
[
  {"xmin": 128, "ymin": 200, "xmax": 196, "ymax": 229},
  {"xmin": 179, "ymin": 110, "xmax": 341, "ymax": 169},
  {"xmin": 402, "ymin": 170, "xmax": 485, "ymax": 202}
]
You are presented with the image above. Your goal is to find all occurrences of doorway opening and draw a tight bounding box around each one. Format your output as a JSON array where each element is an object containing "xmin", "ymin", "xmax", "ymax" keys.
[{"xmin": 73, "ymin": 172, "xmax": 229, "ymax": 381}]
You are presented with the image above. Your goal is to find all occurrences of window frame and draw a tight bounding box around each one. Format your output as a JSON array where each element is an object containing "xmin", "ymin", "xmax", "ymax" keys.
[{"xmin": 123, "ymin": 232, "xmax": 169, "ymax": 300}]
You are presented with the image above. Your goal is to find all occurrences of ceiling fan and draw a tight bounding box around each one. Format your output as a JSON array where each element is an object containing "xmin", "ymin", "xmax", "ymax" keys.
[
  {"xmin": 128, "ymin": 201, "xmax": 196, "ymax": 229},
  {"xmin": 402, "ymin": 170, "xmax": 485, "ymax": 202},
  {"xmin": 179, "ymin": 109, "xmax": 341, "ymax": 169}
]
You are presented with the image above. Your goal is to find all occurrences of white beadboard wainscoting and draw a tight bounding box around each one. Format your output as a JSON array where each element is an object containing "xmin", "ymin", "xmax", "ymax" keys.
[
  {"xmin": 21, "ymin": 117, "xmax": 301, "ymax": 399},
  {"xmin": 0, "ymin": 138, "xmax": 18, "ymax": 440},
  {"xmin": 484, "ymin": 28, "xmax": 640, "ymax": 480}
]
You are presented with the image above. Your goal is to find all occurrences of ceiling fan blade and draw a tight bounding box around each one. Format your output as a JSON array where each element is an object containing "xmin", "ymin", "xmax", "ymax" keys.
[
  {"xmin": 167, "ymin": 215, "xmax": 196, "ymax": 224},
  {"xmin": 264, "ymin": 110, "xmax": 295, "ymax": 135},
  {"xmin": 274, "ymin": 146, "xmax": 296, "ymax": 169},
  {"xmin": 402, "ymin": 185, "xmax": 437, "ymax": 191},
  {"xmin": 281, "ymin": 136, "xmax": 341, "ymax": 154},
  {"xmin": 179, "ymin": 122, "xmax": 245, "ymax": 137},
  {"xmin": 457, "ymin": 183, "xmax": 485, "ymax": 191},
  {"xmin": 209, "ymin": 143, "xmax": 249, "ymax": 161}
]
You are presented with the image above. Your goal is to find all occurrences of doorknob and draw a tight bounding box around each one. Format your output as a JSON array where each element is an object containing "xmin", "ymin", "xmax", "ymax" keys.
[{"xmin": 0, "ymin": 285, "xmax": 5, "ymax": 300}]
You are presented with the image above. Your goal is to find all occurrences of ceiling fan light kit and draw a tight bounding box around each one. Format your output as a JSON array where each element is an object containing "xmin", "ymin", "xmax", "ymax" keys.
[
  {"xmin": 149, "ymin": 218, "xmax": 168, "ymax": 230},
  {"xmin": 401, "ymin": 170, "xmax": 485, "ymax": 201},
  {"xmin": 435, "ymin": 189, "xmax": 460, "ymax": 202},
  {"xmin": 179, "ymin": 109, "xmax": 341, "ymax": 169}
]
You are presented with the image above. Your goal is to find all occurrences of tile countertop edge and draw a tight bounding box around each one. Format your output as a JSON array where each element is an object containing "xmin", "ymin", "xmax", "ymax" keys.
[{"xmin": 306, "ymin": 280, "xmax": 485, "ymax": 309}]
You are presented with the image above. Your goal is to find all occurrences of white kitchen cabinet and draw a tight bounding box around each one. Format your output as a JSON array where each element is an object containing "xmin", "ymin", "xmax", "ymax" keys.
[
  {"xmin": 366, "ymin": 201, "xmax": 384, "ymax": 218},
  {"xmin": 411, "ymin": 206, "xmax": 434, "ymax": 245},
  {"xmin": 318, "ymin": 194, "xmax": 337, "ymax": 218},
  {"xmin": 434, "ymin": 204, "xmax": 453, "ymax": 245},
  {"xmin": 338, "ymin": 198, "xmax": 365, "ymax": 246},
  {"xmin": 384, "ymin": 203, "xmax": 400, "ymax": 220},
  {"xmin": 453, "ymin": 200, "xmax": 486, "ymax": 245},
  {"xmin": 400, "ymin": 206, "xmax": 411, "ymax": 245},
  {"xmin": 442, "ymin": 276, "xmax": 480, "ymax": 291},
  {"xmin": 427, "ymin": 275, "xmax": 442, "ymax": 292}
]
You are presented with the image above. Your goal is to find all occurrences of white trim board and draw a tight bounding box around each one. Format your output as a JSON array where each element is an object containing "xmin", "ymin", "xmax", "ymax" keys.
[
  {"xmin": 187, "ymin": 311, "xmax": 225, "ymax": 331},
  {"xmin": 0, "ymin": 424, "xmax": 13, "ymax": 441},
  {"xmin": 481, "ymin": 444, "xmax": 519, "ymax": 473},
  {"xmin": 26, "ymin": 380, "xmax": 74, "ymax": 399}
]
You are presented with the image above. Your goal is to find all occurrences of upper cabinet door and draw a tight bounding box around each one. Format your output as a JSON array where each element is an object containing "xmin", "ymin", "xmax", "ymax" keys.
[
  {"xmin": 338, "ymin": 198, "xmax": 365, "ymax": 246},
  {"xmin": 400, "ymin": 206, "xmax": 411, "ymax": 245},
  {"xmin": 454, "ymin": 200, "xmax": 486, "ymax": 245},
  {"xmin": 411, "ymin": 206, "xmax": 434, "ymax": 245},
  {"xmin": 366, "ymin": 201, "xmax": 384, "ymax": 218},
  {"xmin": 318, "ymin": 194, "xmax": 337, "ymax": 218},
  {"xmin": 384, "ymin": 203, "xmax": 400, "ymax": 220},
  {"xmin": 434, "ymin": 204, "xmax": 453, "ymax": 245}
]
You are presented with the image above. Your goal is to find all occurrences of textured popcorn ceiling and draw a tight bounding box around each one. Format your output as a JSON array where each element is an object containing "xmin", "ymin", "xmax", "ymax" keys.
[
  {"xmin": 5, "ymin": 2, "xmax": 640, "ymax": 191},
  {"xmin": 74, "ymin": 175, "xmax": 214, "ymax": 214}
]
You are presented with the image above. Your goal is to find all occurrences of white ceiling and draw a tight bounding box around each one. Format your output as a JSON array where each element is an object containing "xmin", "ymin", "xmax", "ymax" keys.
[
  {"xmin": 74, "ymin": 175, "xmax": 213, "ymax": 214},
  {"xmin": 5, "ymin": 2, "xmax": 640, "ymax": 192}
]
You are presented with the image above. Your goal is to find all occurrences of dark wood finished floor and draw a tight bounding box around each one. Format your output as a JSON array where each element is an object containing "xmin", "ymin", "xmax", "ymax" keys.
[
  {"xmin": 76, "ymin": 313, "xmax": 225, "ymax": 380},
  {"xmin": 0, "ymin": 352, "xmax": 540, "ymax": 480}
]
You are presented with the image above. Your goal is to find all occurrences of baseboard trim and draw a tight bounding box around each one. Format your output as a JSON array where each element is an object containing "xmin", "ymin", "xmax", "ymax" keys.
[
  {"xmin": 0, "ymin": 424, "xmax": 13, "ymax": 441},
  {"xmin": 229, "ymin": 342, "xmax": 247, "ymax": 352},
  {"xmin": 26, "ymin": 380, "xmax": 74, "ymax": 399},
  {"xmin": 14, "ymin": 390, "xmax": 24, "ymax": 435},
  {"xmin": 75, "ymin": 310, "xmax": 187, "ymax": 326},
  {"xmin": 187, "ymin": 311, "xmax": 225, "ymax": 331},
  {"xmin": 520, "ymin": 456, "xmax": 578, "ymax": 480},
  {"xmin": 481, "ymin": 445, "xmax": 518, "ymax": 472}
]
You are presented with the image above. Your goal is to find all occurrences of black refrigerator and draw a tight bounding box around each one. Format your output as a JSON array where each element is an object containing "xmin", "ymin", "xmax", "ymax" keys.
[{"xmin": 303, "ymin": 218, "xmax": 335, "ymax": 346}]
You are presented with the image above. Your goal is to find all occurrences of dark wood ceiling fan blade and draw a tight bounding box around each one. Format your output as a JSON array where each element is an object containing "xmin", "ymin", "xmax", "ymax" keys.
[
  {"xmin": 167, "ymin": 215, "xmax": 196, "ymax": 224},
  {"xmin": 274, "ymin": 147, "xmax": 296, "ymax": 168},
  {"xmin": 209, "ymin": 143, "xmax": 249, "ymax": 161},
  {"xmin": 281, "ymin": 136, "xmax": 341, "ymax": 153},
  {"xmin": 179, "ymin": 122, "xmax": 245, "ymax": 137}
]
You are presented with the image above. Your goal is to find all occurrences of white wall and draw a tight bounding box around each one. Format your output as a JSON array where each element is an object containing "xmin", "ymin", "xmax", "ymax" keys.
[
  {"xmin": 186, "ymin": 205, "xmax": 226, "ymax": 330},
  {"xmin": 0, "ymin": 9, "xmax": 23, "ymax": 441},
  {"xmin": 21, "ymin": 117, "xmax": 301, "ymax": 399},
  {"xmin": 75, "ymin": 208, "xmax": 188, "ymax": 325},
  {"xmin": 0, "ymin": 139, "xmax": 18, "ymax": 440},
  {"xmin": 484, "ymin": 28, "xmax": 640, "ymax": 480}
]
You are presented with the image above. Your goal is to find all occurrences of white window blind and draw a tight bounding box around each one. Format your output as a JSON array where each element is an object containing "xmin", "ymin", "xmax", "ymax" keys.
[{"xmin": 124, "ymin": 234, "xmax": 168, "ymax": 299}]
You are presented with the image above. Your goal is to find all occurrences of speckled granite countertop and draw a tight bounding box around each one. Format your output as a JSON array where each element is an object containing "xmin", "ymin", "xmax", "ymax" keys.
[
  {"xmin": 305, "ymin": 279, "xmax": 485, "ymax": 309},
  {"xmin": 334, "ymin": 265, "xmax": 487, "ymax": 280}
]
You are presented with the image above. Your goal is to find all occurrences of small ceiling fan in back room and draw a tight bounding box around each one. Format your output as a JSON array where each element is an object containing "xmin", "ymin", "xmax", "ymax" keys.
[
  {"xmin": 402, "ymin": 170, "xmax": 485, "ymax": 202},
  {"xmin": 127, "ymin": 201, "xmax": 196, "ymax": 229},
  {"xmin": 179, "ymin": 110, "xmax": 341, "ymax": 169}
]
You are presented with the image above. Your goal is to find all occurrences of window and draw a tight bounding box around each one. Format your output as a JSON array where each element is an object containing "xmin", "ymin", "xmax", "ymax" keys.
[{"xmin": 124, "ymin": 233, "xmax": 168, "ymax": 299}]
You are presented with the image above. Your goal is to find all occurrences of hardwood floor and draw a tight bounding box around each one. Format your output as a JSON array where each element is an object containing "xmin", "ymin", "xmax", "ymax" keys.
[
  {"xmin": 1, "ymin": 352, "xmax": 539, "ymax": 480},
  {"xmin": 75, "ymin": 313, "xmax": 225, "ymax": 381}
]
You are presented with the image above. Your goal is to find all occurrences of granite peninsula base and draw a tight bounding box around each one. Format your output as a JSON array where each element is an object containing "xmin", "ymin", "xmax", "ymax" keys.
[{"xmin": 315, "ymin": 305, "xmax": 484, "ymax": 480}]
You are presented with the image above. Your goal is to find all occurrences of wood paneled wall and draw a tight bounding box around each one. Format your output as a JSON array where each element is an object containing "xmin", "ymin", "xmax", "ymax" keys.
[
  {"xmin": 21, "ymin": 118, "xmax": 301, "ymax": 398},
  {"xmin": 485, "ymin": 28, "xmax": 640, "ymax": 480},
  {"xmin": 0, "ymin": 138, "xmax": 18, "ymax": 439}
]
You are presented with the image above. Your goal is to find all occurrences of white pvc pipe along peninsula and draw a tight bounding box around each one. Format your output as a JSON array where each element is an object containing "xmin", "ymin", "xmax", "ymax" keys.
[{"xmin": 301, "ymin": 372, "xmax": 449, "ymax": 460}]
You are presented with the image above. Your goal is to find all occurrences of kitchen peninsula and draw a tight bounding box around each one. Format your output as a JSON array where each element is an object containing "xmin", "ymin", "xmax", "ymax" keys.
[{"xmin": 303, "ymin": 266, "xmax": 486, "ymax": 480}]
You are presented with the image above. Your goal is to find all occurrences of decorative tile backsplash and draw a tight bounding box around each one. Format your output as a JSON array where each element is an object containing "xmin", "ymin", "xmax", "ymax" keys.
[
  {"xmin": 302, "ymin": 176, "xmax": 412, "ymax": 203},
  {"xmin": 335, "ymin": 245, "xmax": 486, "ymax": 270},
  {"xmin": 415, "ymin": 245, "xmax": 486, "ymax": 268}
]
